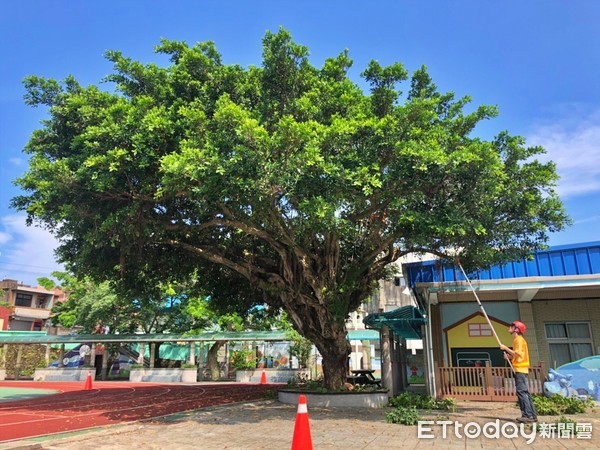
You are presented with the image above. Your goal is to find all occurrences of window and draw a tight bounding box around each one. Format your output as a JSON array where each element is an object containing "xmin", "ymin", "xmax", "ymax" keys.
[
  {"xmin": 468, "ymin": 323, "xmax": 493, "ymax": 337},
  {"xmin": 394, "ymin": 276, "xmax": 406, "ymax": 287},
  {"xmin": 545, "ymin": 322, "xmax": 593, "ymax": 367},
  {"xmin": 15, "ymin": 293, "xmax": 33, "ymax": 307}
]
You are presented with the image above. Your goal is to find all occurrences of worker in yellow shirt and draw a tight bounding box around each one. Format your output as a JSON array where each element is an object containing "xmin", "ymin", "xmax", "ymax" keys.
[{"xmin": 500, "ymin": 321, "xmax": 538, "ymax": 423}]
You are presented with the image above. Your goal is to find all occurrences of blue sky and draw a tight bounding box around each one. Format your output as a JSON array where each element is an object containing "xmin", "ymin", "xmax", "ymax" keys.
[{"xmin": 1, "ymin": 1, "xmax": 599, "ymax": 285}]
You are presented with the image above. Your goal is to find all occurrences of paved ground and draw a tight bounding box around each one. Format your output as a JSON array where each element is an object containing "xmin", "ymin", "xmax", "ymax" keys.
[{"xmin": 3, "ymin": 399, "xmax": 599, "ymax": 449}]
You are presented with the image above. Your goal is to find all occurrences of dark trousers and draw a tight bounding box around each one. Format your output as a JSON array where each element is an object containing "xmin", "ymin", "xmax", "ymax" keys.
[{"xmin": 515, "ymin": 372, "xmax": 537, "ymax": 419}]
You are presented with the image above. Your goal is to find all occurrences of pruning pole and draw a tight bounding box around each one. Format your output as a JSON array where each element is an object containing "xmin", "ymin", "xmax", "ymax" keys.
[{"xmin": 455, "ymin": 259, "xmax": 515, "ymax": 373}]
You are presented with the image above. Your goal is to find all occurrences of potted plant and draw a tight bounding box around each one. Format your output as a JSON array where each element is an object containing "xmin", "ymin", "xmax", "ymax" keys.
[{"xmin": 231, "ymin": 350, "xmax": 258, "ymax": 382}]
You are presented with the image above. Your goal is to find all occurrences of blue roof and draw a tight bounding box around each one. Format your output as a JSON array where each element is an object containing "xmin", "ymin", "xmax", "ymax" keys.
[{"xmin": 403, "ymin": 241, "xmax": 600, "ymax": 288}]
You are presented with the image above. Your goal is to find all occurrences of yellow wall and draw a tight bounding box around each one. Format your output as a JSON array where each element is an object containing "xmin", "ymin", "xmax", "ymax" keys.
[{"xmin": 446, "ymin": 315, "xmax": 513, "ymax": 361}]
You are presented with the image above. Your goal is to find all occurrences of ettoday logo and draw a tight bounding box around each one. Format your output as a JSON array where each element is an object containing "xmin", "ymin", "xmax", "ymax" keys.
[{"xmin": 417, "ymin": 420, "xmax": 593, "ymax": 443}]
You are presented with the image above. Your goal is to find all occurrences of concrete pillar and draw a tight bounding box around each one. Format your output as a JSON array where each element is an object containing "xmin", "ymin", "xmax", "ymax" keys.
[
  {"xmin": 150, "ymin": 343, "xmax": 156, "ymax": 368},
  {"xmin": 0, "ymin": 345, "xmax": 6, "ymax": 381},
  {"xmin": 189, "ymin": 342, "xmax": 195, "ymax": 365},
  {"xmin": 1, "ymin": 344, "xmax": 8, "ymax": 368},
  {"xmin": 138, "ymin": 342, "xmax": 145, "ymax": 365},
  {"xmin": 380, "ymin": 325, "xmax": 393, "ymax": 393},
  {"xmin": 395, "ymin": 336, "xmax": 407, "ymax": 392},
  {"xmin": 361, "ymin": 340, "xmax": 371, "ymax": 370},
  {"xmin": 90, "ymin": 343, "xmax": 97, "ymax": 368},
  {"xmin": 198, "ymin": 342, "xmax": 205, "ymax": 380},
  {"xmin": 58, "ymin": 344, "xmax": 65, "ymax": 368},
  {"xmin": 15, "ymin": 345, "xmax": 23, "ymax": 380},
  {"xmin": 45, "ymin": 344, "xmax": 51, "ymax": 367},
  {"xmin": 101, "ymin": 352, "xmax": 108, "ymax": 380}
]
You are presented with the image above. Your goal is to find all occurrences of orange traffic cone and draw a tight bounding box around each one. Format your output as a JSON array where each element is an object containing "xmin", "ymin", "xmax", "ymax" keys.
[
  {"xmin": 291, "ymin": 394, "xmax": 312, "ymax": 450},
  {"xmin": 84, "ymin": 370, "xmax": 93, "ymax": 390},
  {"xmin": 260, "ymin": 369, "xmax": 267, "ymax": 385}
]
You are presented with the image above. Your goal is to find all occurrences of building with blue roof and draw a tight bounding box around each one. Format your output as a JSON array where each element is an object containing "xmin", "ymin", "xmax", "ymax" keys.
[
  {"xmin": 407, "ymin": 242, "xmax": 599, "ymax": 393},
  {"xmin": 364, "ymin": 241, "xmax": 600, "ymax": 397}
]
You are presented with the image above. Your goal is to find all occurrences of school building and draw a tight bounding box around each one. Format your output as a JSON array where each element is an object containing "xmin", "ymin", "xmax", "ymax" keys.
[{"xmin": 394, "ymin": 241, "xmax": 600, "ymax": 397}]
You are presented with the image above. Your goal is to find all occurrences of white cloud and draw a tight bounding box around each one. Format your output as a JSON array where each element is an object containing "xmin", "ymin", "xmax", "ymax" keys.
[
  {"xmin": 527, "ymin": 109, "xmax": 600, "ymax": 198},
  {"xmin": 9, "ymin": 157, "xmax": 25, "ymax": 167},
  {"xmin": 573, "ymin": 214, "xmax": 600, "ymax": 225},
  {"xmin": 0, "ymin": 214, "xmax": 64, "ymax": 285}
]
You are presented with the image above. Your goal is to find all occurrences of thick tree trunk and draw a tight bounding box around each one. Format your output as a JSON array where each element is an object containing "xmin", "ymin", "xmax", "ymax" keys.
[
  {"xmin": 316, "ymin": 332, "xmax": 352, "ymax": 390},
  {"xmin": 281, "ymin": 290, "xmax": 361, "ymax": 390},
  {"xmin": 285, "ymin": 300, "xmax": 352, "ymax": 390},
  {"xmin": 207, "ymin": 341, "xmax": 225, "ymax": 381}
]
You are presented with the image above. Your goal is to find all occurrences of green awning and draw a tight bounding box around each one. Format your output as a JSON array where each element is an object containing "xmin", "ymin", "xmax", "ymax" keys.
[
  {"xmin": 0, "ymin": 329, "xmax": 380, "ymax": 344},
  {"xmin": 363, "ymin": 305, "xmax": 426, "ymax": 340},
  {"xmin": 347, "ymin": 329, "xmax": 380, "ymax": 341}
]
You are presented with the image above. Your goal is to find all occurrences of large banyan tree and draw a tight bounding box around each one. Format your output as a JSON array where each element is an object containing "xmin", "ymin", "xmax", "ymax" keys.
[{"xmin": 13, "ymin": 28, "xmax": 569, "ymax": 389}]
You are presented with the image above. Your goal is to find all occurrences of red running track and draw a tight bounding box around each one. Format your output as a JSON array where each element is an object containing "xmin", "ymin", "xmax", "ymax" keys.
[{"xmin": 0, "ymin": 381, "xmax": 280, "ymax": 443}]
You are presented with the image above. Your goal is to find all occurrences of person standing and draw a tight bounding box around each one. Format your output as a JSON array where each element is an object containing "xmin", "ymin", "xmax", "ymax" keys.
[{"xmin": 500, "ymin": 321, "xmax": 538, "ymax": 423}]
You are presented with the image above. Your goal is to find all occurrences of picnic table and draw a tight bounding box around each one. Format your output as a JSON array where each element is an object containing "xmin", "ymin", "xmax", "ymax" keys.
[{"xmin": 346, "ymin": 369, "xmax": 381, "ymax": 387}]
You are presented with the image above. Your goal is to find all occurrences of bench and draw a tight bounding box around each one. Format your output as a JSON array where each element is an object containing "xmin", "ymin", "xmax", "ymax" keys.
[{"xmin": 346, "ymin": 375, "xmax": 381, "ymax": 387}]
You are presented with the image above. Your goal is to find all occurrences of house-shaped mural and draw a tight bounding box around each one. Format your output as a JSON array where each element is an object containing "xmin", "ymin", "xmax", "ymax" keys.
[{"xmin": 444, "ymin": 312, "xmax": 512, "ymax": 368}]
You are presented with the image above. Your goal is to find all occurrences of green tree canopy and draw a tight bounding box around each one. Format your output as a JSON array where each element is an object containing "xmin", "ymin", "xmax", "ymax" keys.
[
  {"xmin": 13, "ymin": 28, "xmax": 569, "ymax": 388},
  {"xmin": 47, "ymin": 271, "xmax": 206, "ymax": 334}
]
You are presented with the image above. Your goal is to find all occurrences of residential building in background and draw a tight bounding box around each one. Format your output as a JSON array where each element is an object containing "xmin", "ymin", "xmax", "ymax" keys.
[{"xmin": 0, "ymin": 279, "xmax": 66, "ymax": 331}]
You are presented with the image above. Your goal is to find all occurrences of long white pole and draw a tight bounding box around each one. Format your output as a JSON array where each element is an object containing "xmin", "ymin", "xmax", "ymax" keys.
[{"xmin": 455, "ymin": 259, "xmax": 515, "ymax": 373}]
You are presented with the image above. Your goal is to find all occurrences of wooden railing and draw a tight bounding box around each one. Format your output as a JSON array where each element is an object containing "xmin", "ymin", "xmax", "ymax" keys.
[{"xmin": 436, "ymin": 362, "xmax": 545, "ymax": 401}]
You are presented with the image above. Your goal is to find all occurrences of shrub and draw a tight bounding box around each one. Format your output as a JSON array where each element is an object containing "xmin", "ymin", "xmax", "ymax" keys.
[
  {"xmin": 351, "ymin": 383, "xmax": 387, "ymax": 393},
  {"xmin": 230, "ymin": 350, "xmax": 256, "ymax": 370},
  {"xmin": 181, "ymin": 363, "xmax": 196, "ymax": 369},
  {"xmin": 386, "ymin": 406, "xmax": 420, "ymax": 425},
  {"xmin": 531, "ymin": 394, "xmax": 595, "ymax": 416},
  {"xmin": 388, "ymin": 392, "xmax": 455, "ymax": 411},
  {"xmin": 4, "ymin": 344, "xmax": 59, "ymax": 378},
  {"xmin": 286, "ymin": 371, "xmax": 312, "ymax": 387},
  {"xmin": 286, "ymin": 374, "xmax": 384, "ymax": 393}
]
